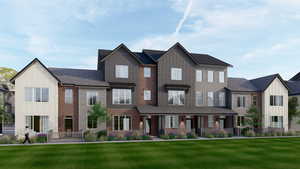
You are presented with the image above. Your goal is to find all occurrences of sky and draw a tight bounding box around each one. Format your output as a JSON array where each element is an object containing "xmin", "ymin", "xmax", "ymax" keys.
[{"xmin": 0, "ymin": 0, "xmax": 300, "ymax": 80}]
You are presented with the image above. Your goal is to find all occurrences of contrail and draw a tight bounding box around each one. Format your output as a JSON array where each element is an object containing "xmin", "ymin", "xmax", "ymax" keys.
[{"xmin": 173, "ymin": 0, "xmax": 193, "ymax": 36}]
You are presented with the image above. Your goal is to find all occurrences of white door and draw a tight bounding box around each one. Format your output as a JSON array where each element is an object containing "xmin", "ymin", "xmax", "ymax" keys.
[
  {"xmin": 219, "ymin": 119, "xmax": 224, "ymax": 129},
  {"xmin": 186, "ymin": 119, "xmax": 192, "ymax": 132}
]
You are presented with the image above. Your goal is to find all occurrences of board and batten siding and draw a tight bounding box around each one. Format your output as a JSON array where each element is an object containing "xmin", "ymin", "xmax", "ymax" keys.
[
  {"xmin": 262, "ymin": 77, "xmax": 289, "ymax": 131},
  {"xmin": 15, "ymin": 62, "xmax": 59, "ymax": 136}
]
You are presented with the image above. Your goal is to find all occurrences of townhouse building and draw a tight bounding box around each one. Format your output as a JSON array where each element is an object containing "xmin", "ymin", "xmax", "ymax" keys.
[
  {"xmin": 11, "ymin": 43, "xmax": 290, "ymax": 137},
  {"xmin": 286, "ymin": 73, "xmax": 300, "ymax": 131}
]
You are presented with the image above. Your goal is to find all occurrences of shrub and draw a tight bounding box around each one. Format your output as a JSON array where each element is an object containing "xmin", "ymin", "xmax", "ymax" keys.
[
  {"xmin": 142, "ymin": 135, "xmax": 151, "ymax": 140},
  {"xmin": 245, "ymin": 130, "xmax": 256, "ymax": 137},
  {"xmin": 98, "ymin": 136, "xmax": 107, "ymax": 141},
  {"xmin": 159, "ymin": 135, "xmax": 169, "ymax": 139},
  {"xmin": 84, "ymin": 133, "xmax": 97, "ymax": 142},
  {"xmin": 276, "ymin": 132, "xmax": 283, "ymax": 136},
  {"xmin": 286, "ymin": 131, "xmax": 296, "ymax": 136},
  {"xmin": 36, "ymin": 133, "xmax": 47, "ymax": 143},
  {"xmin": 206, "ymin": 134, "xmax": 215, "ymax": 138},
  {"xmin": 168, "ymin": 133, "xmax": 177, "ymax": 139},
  {"xmin": 0, "ymin": 135, "xmax": 11, "ymax": 144},
  {"xmin": 176, "ymin": 135, "xmax": 187, "ymax": 139},
  {"xmin": 187, "ymin": 132, "xmax": 197, "ymax": 139},
  {"xmin": 215, "ymin": 130, "xmax": 228, "ymax": 138},
  {"xmin": 228, "ymin": 133, "xmax": 233, "ymax": 137},
  {"xmin": 96, "ymin": 130, "xmax": 107, "ymax": 138}
]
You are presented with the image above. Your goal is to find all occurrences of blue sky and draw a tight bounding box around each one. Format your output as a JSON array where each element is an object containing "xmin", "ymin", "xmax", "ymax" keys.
[{"xmin": 1, "ymin": 0, "xmax": 300, "ymax": 79}]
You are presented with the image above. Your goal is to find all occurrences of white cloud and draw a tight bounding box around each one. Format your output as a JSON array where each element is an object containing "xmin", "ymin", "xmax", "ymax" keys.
[{"xmin": 174, "ymin": 0, "xmax": 193, "ymax": 36}]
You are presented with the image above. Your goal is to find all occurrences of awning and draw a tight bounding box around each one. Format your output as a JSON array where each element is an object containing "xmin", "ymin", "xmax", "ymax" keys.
[
  {"xmin": 164, "ymin": 84, "xmax": 190, "ymax": 91},
  {"xmin": 109, "ymin": 82, "xmax": 136, "ymax": 89},
  {"xmin": 137, "ymin": 105, "xmax": 237, "ymax": 115}
]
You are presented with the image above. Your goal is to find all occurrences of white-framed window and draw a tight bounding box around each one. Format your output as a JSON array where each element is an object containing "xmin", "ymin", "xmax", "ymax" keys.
[
  {"xmin": 112, "ymin": 89, "xmax": 132, "ymax": 105},
  {"xmin": 207, "ymin": 92, "xmax": 214, "ymax": 106},
  {"xmin": 219, "ymin": 92, "xmax": 226, "ymax": 106},
  {"xmin": 270, "ymin": 95, "xmax": 283, "ymax": 106},
  {"xmin": 88, "ymin": 115, "xmax": 98, "ymax": 129},
  {"xmin": 237, "ymin": 116, "xmax": 245, "ymax": 127},
  {"xmin": 171, "ymin": 68, "xmax": 182, "ymax": 80},
  {"xmin": 25, "ymin": 116, "xmax": 49, "ymax": 132},
  {"xmin": 65, "ymin": 89, "xmax": 73, "ymax": 104},
  {"xmin": 208, "ymin": 115, "xmax": 214, "ymax": 128},
  {"xmin": 144, "ymin": 90, "xmax": 151, "ymax": 101},
  {"xmin": 87, "ymin": 91, "xmax": 97, "ymax": 106},
  {"xmin": 113, "ymin": 115, "xmax": 132, "ymax": 131},
  {"xmin": 237, "ymin": 96, "xmax": 246, "ymax": 107},
  {"xmin": 196, "ymin": 70, "xmax": 202, "ymax": 82},
  {"xmin": 196, "ymin": 91, "xmax": 203, "ymax": 106},
  {"xmin": 208, "ymin": 71, "xmax": 214, "ymax": 83},
  {"xmin": 165, "ymin": 115, "xmax": 179, "ymax": 128},
  {"xmin": 144, "ymin": 67, "xmax": 151, "ymax": 78},
  {"xmin": 270, "ymin": 116, "xmax": 283, "ymax": 128},
  {"xmin": 168, "ymin": 90, "xmax": 184, "ymax": 105},
  {"xmin": 219, "ymin": 72, "xmax": 225, "ymax": 83},
  {"xmin": 115, "ymin": 65, "xmax": 128, "ymax": 78},
  {"xmin": 25, "ymin": 87, "xmax": 49, "ymax": 102}
]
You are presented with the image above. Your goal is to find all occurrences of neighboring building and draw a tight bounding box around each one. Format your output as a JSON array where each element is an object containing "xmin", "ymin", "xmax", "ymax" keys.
[
  {"xmin": 227, "ymin": 74, "xmax": 289, "ymax": 132},
  {"xmin": 286, "ymin": 73, "xmax": 300, "ymax": 131},
  {"xmin": 11, "ymin": 42, "xmax": 290, "ymax": 137}
]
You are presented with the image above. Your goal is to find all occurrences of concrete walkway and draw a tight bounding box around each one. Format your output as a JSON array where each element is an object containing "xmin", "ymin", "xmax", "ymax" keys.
[{"xmin": 0, "ymin": 136, "xmax": 300, "ymax": 147}]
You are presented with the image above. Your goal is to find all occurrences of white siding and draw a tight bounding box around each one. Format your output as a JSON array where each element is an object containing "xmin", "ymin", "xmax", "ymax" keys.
[
  {"xmin": 262, "ymin": 78, "xmax": 288, "ymax": 131},
  {"xmin": 15, "ymin": 62, "xmax": 59, "ymax": 137}
]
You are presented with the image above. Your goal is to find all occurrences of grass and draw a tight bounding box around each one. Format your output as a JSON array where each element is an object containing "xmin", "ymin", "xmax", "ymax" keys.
[{"xmin": 0, "ymin": 138, "xmax": 300, "ymax": 169}]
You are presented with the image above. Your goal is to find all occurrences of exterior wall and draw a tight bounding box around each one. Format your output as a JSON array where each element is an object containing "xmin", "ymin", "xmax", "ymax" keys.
[
  {"xmin": 262, "ymin": 78, "xmax": 289, "ymax": 131},
  {"xmin": 194, "ymin": 65, "xmax": 228, "ymax": 107},
  {"xmin": 137, "ymin": 65, "xmax": 157, "ymax": 106},
  {"xmin": 231, "ymin": 91, "xmax": 261, "ymax": 116},
  {"xmin": 78, "ymin": 87, "xmax": 107, "ymax": 131},
  {"xmin": 289, "ymin": 95, "xmax": 300, "ymax": 131},
  {"xmin": 58, "ymin": 85, "xmax": 79, "ymax": 132},
  {"xmin": 104, "ymin": 47, "xmax": 140, "ymax": 109},
  {"xmin": 15, "ymin": 62, "xmax": 59, "ymax": 136}
]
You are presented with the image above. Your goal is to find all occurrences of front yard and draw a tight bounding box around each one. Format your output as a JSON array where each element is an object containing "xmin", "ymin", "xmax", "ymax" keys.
[{"xmin": 0, "ymin": 138, "xmax": 300, "ymax": 169}]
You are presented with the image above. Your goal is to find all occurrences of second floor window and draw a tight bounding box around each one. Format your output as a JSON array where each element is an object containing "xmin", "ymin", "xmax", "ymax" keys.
[
  {"xmin": 25, "ymin": 87, "xmax": 49, "ymax": 102},
  {"xmin": 87, "ymin": 91, "xmax": 97, "ymax": 105},
  {"xmin": 144, "ymin": 67, "xmax": 151, "ymax": 78},
  {"xmin": 270, "ymin": 95, "xmax": 283, "ymax": 106},
  {"xmin": 112, "ymin": 89, "xmax": 132, "ymax": 104},
  {"xmin": 196, "ymin": 91, "xmax": 203, "ymax": 106},
  {"xmin": 196, "ymin": 70, "xmax": 202, "ymax": 82},
  {"xmin": 115, "ymin": 65, "xmax": 128, "ymax": 78},
  {"xmin": 65, "ymin": 89, "xmax": 73, "ymax": 104},
  {"xmin": 171, "ymin": 68, "xmax": 182, "ymax": 80},
  {"xmin": 208, "ymin": 71, "xmax": 214, "ymax": 83},
  {"xmin": 237, "ymin": 96, "xmax": 246, "ymax": 107},
  {"xmin": 168, "ymin": 90, "xmax": 184, "ymax": 105},
  {"xmin": 219, "ymin": 72, "xmax": 225, "ymax": 83},
  {"xmin": 252, "ymin": 95, "xmax": 257, "ymax": 106},
  {"xmin": 207, "ymin": 92, "xmax": 214, "ymax": 106},
  {"xmin": 219, "ymin": 92, "xmax": 225, "ymax": 107},
  {"xmin": 144, "ymin": 90, "xmax": 151, "ymax": 101}
]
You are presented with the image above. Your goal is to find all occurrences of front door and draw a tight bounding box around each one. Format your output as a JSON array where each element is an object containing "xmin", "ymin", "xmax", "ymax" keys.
[
  {"xmin": 65, "ymin": 117, "xmax": 73, "ymax": 132},
  {"xmin": 186, "ymin": 119, "xmax": 192, "ymax": 133},
  {"xmin": 34, "ymin": 116, "xmax": 40, "ymax": 132},
  {"xmin": 219, "ymin": 119, "xmax": 225, "ymax": 129}
]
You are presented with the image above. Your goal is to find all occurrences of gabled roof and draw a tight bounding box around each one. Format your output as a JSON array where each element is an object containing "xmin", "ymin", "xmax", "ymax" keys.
[
  {"xmin": 48, "ymin": 68, "xmax": 109, "ymax": 87},
  {"xmin": 227, "ymin": 78, "xmax": 258, "ymax": 92},
  {"xmin": 100, "ymin": 44, "xmax": 144, "ymax": 64},
  {"xmin": 286, "ymin": 80, "xmax": 300, "ymax": 96},
  {"xmin": 10, "ymin": 58, "xmax": 61, "ymax": 83},
  {"xmin": 250, "ymin": 74, "xmax": 289, "ymax": 92},
  {"xmin": 290, "ymin": 72, "xmax": 300, "ymax": 81}
]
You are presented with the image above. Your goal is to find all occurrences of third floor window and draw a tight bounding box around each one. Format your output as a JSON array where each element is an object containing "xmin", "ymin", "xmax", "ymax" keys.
[
  {"xmin": 115, "ymin": 65, "xmax": 128, "ymax": 78},
  {"xmin": 219, "ymin": 72, "xmax": 225, "ymax": 83},
  {"xmin": 237, "ymin": 96, "xmax": 246, "ymax": 107},
  {"xmin": 196, "ymin": 70, "xmax": 202, "ymax": 82},
  {"xmin": 87, "ymin": 91, "xmax": 97, "ymax": 106},
  {"xmin": 144, "ymin": 67, "xmax": 151, "ymax": 78},
  {"xmin": 270, "ymin": 95, "xmax": 283, "ymax": 106},
  {"xmin": 65, "ymin": 88, "xmax": 73, "ymax": 104},
  {"xmin": 208, "ymin": 71, "xmax": 214, "ymax": 83},
  {"xmin": 171, "ymin": 68, "xmax": 182, "ymax": 80}
]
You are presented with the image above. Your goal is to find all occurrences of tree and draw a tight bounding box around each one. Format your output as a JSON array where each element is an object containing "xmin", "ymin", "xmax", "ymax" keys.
[
  {"xmin": 0, "ymin": 67, "xmax": 17, "ymax": 82},
  {"xmin": 245, "ymin": 105, "xmax": 261, "ymax": 130},
  {"xmin": 88, "ymin": 104, "xmax": 109, "ymax": 124},
  {"xmin": 288, "ymin": 97, "xmax": 300, "ymax": 129}
]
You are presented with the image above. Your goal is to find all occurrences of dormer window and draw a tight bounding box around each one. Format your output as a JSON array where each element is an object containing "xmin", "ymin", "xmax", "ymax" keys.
[
  {"xmin": 171, "ymin": 68, "xmax": 182, "ymax": 80},
  {"xmin": 115, "ymin": 65, "xmax": 128, "ymax": 78}
]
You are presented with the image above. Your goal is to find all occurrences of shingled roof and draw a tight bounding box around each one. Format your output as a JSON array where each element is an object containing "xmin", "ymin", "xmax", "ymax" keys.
[
  {"xmin": 48, "ymin": 68, "xmax": 108, "ymax": 87},
  {"xmin": 286, "ymin": 80, "xmax": 300, "ymax": 96},
  {"xmin": 290, "ymin": 72, "xmax": 300, "ymax": 81}
]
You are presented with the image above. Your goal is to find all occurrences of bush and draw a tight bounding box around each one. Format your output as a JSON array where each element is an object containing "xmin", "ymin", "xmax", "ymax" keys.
[
  {"xmin": 228, "ymin": 133, "xmax": 233, "ymax": 137},
  {"xmin": 36, "ymin": 133, "xmax": 47, "ymax": 143},
  {"xmin": 215, "ymin": 130, "xmax": 228, "ymax": 138},
  {"xmin": 176, "ymin": 135, "xmax": 187, "ymax": 139},
  {"xmin": 286, "ymin": 131, "xmax": 296, "ymax": 136},
  {"xmin": 168, "ymin": 133, "xmax": 177, "ymax": 139},
  {"xmin": 187, "ymin": 132, "xmax": 197, "ymax": 139},
  {"xmin": 206, "ymin": 134, "xmax": 215, "ymax": 138},
  {"xmin": 96, "ymin": 130, "xmax": 107, "ymax": 138},
  {"xmin": 84, "ymin": 133, "xmax": 97, "ymax": 142},
  {"xmin": 0, "ymin": 135, "xmax": 12, "ymax": 144},
  {"xmin": 245, "ymin": 130, "xmax": 256, "ymax": 137},
  {"xmin": 142, "ymin": 135, "xmax": 151, "ymax": 140},
  {"xmin": 159, "ymin": 135, "xmax": 169, "ymax": 139},
  {"xmin": 98, "ymin": 136, "xmax": 107, "ymax": 141}
]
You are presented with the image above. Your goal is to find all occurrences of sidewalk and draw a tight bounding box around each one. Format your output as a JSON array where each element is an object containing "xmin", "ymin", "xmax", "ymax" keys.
[{"xmin": 0, "ymin": 136, "xmax": 300, "ymax": 147}]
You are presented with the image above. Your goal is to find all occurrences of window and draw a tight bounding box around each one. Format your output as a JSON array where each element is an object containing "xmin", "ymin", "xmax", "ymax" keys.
[
  {"xmin": 237, "ymin": 96, "xmax": 246, "ymax": 107},
  {"xmin": 144, "ymin": 90, "xmax": 151, "ymax": 101},
  {"xmin": 196, "ymin": 70, "xmax": 202, "ymax": 82},
  {"xmin": 219, "ymin": 72, "xmax": 225, "ymax": 83},
  {"xmin": 112, "ymin": 89, "xmax": 132, "ymax": 104},
  {"xmin": 168, "ymin": 90, "xmax": 184, "ymax": 105},
  {"xmin": 208, "ymin": 71, "xmax": 214, "ymax": 82},
  {"xmin": 25, "ymin": 87, "xmax": 49, "ymax": 102},
  {"xmin": 208, "ymin": 115, "xmax": 214, "ymax": 128},
  {"xmin": 65, "ymin": 89, "xmax": 73, "ymax": 104},
  {"xmin": 113, "ymin": 115, "xmax": 132, "ymax": 131},
  {"xmin": 115, "ymin": 65, "xmax": 128, "ymax": 78},
  {"xmin": 237, "ymin": 116, "xmax": 245, "ymax": 127},
  {"xmin": 270, "ymin": 95, "xmax": 283, "ymax": 106},
  {"xmin": 171, "ymin": 68, "xmax": 182, "ymax": 80},
  {"xmin": 207, "ymin": 92, "xmax": 214, "ymax": 106},
  {"xmin": 252, "ymin": 95, "xmax": 257, "ymax": 106},
  {"xmin": 25, "ymin": 116, "xmax": 49, "ymax": 132},
  {"xmin": 144, "ymin": 67, "xmax": 151, "ymax": 78},
  {"xmin": 165, "ymin": 115, "xmax": 179, "ymax": 128},
  {"xmin": 196, "ymin": 91, "xmax": 203, "ymax": 106},
  {"xmin": 87, "ymin": 91, "xmax": 97, "ymax": 105},
  {"xmin": 219, "ymin": 92, "xmax": 225, "ymax": 107},
  {"xmin": 88, "ymin": 116, "xmax": 97, "ymax": 128},
  {"xmin": 270, "ymin": 116, "xmax": 283, "ymax": 128}
]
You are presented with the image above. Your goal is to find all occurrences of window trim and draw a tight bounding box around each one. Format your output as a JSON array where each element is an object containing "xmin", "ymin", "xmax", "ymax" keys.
[
  {"xmin": 64, "ymin": 88, "xmax": 73, "ymax": 104},
  {"xmin": 87, "ymin": 115, "xmax": 98, "ymax": 129},
  {"xmin": 237, "ymin": 95, "xmax": 246, "ymax": 108},
  {"xmin": 196, "ymin": 70, "xmax": 202, "ymax": 82},
  {"xmin": 112, "ymin": 115, "xmax": 132, "ymax": 131},
  {"xmin": 207, "ymin": 92, "xmax": 214, "ymax": 107},
  {"xmin": 270, "ymin": 95, "xmax": 283, "ymax": 106},
  {"xmin": 168, "ymin": 90, "xmax": 185, "ymax": 105},
  {"xmin": 87, "ymin": 91, "xmax": 98, "ymax": 106},
  {"xmin": 144, "ymin": 90, "xmax": 151, "ymax": 101},
  {"xmin": 25, "ymin": 87, "xmax": 49, "ymax": 103},
  {"xmin": 208, "ymin": 71, "xmax": 214, "ymax": 83},
  {"xmin": 112, "ymin": 89, "xmax": 132, "ymax": 105},
  {"xmin": 219, "ymin": 92, "xmax": 226, "ymax": 107},
  {"xmin": 219, "ymin": 71, "xmax": 225, "ymax": 83},
  {"xmin": 171, "ymin": 68, "xmax": 182, "ymax": 81},
  {"xmin": 144, "ymin": 67, "xmax": 151, "ymax": 78},
  {"xmin": 115, "ymin": 65, "xmax": 129, "ymax": 78},
  {"xmin": 195, "ymin": 91, "xmax": 203, "ymax": 106}
]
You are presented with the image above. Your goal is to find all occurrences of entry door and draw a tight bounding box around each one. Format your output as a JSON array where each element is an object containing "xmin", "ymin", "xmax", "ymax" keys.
[
  {"xmin": 219, "ymin": 119, "xmax": 224, "ymax": 129},
  {"xmin": 65, "ymin": 118, "xmax": 73, "ymax": 132},
  {"xmin": 186, "ymin": 119, "xmax": 192, "ymax": 133},
  {"xmin": 34, "ymin": 116, "xmax": 40, "ymax": 132}
]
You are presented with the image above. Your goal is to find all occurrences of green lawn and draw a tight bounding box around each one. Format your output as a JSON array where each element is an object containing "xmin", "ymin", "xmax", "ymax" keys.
[{"xmin": 0, "ymin": 138, "xmax": 300, "ymax": 169}]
